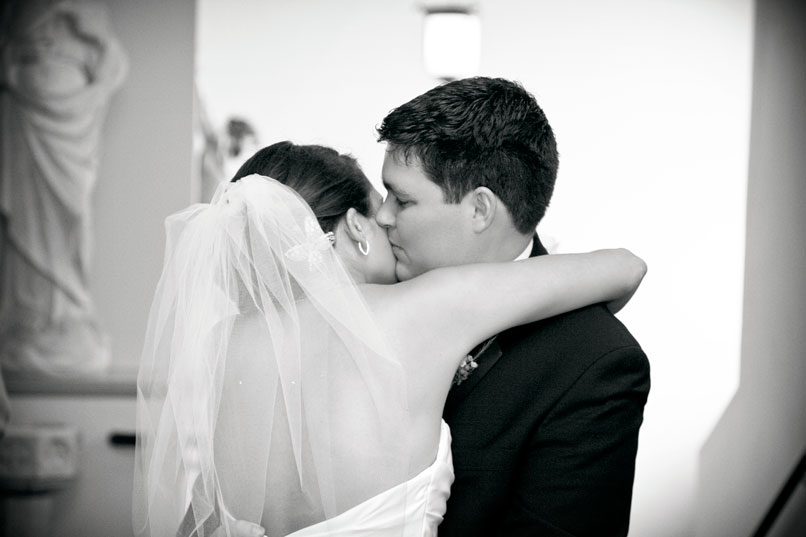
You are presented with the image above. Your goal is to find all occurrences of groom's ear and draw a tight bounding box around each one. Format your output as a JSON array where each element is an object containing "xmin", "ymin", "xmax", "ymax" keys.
[
  {"xmin": 342, "ymin": 207, "xmax": 368, "ymax": 243},
  {"xmin": 469, "ymin": 187, "xmax": 497, "ymax": 233}
]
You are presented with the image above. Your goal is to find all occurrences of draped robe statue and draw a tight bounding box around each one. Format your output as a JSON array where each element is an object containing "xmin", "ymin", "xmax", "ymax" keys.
[{"xmin": 0, "ymin": 0, "xmax": 127, "ymax": 377}]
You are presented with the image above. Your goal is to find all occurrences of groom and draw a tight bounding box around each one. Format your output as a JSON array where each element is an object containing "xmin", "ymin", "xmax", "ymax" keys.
[{"xmin": 375, "ymin": 76, "xmax": 650, "ymax": 536}]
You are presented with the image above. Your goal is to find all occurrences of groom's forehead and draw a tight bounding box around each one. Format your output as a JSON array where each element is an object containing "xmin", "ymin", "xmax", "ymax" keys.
[
  {"xmin": 382, "ymin": 173, "xmax": 437, "ymax": 201},
  {"xmin": 382, "ymin": 156, "xmax": 433, "ymax": 192},
  {"xmin": 382, "ymin": 175, "xmax": 409, "ymax": 193}
]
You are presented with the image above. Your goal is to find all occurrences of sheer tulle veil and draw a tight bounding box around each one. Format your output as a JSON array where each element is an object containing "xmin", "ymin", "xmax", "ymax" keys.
[{"xmin": 133, "ymin": 175, "xmax": 412, "ymax": 536}]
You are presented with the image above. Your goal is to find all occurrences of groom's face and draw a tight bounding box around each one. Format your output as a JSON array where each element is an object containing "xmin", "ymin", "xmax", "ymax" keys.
[{"xmin": 377, "ymin": 151, "xmax": 473, "ymax": 281}]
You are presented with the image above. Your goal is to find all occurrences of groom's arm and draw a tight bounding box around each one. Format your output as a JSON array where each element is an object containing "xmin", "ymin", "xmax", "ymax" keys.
[{"xmin": 499, "ymin": 345, "xmax": 650, "ymax": 536}]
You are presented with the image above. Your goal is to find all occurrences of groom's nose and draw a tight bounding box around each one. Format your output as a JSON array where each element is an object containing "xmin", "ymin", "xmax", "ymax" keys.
[{"xmin": 375, "ymin": 198, "xmax": 394, "ymax": 228}]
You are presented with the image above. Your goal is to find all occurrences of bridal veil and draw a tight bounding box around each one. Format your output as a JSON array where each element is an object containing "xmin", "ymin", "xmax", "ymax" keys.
[{"xmin": 133, "ymin": 175, "xmax": 412, "ymax": 536}]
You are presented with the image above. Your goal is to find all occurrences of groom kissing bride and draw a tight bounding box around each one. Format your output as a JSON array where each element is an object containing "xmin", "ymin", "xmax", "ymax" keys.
[{"xmin": 135, "ymin": 77, "xmax": 649, "ymax": 537}]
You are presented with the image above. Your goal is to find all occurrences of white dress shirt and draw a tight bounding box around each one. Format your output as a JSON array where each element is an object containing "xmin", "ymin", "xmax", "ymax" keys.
[{"xmin": 514, "ymin": 239, "xmax": 534, "ymax": 261}]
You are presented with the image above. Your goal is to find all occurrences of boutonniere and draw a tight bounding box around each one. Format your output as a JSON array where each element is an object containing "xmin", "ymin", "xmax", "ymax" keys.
[{"xmin": 452, "ymin": 336, "xmax": 497, "ymax": 386}]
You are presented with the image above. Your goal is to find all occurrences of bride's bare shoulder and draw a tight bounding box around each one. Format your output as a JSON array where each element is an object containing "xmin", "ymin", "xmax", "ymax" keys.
[
  {"xmin": 356, "ymin": 282, "xmax": 403, "ymax": 318},
  {"xmin": 356, "ymin": 271, "xmax": 472, "ymax": 346},
  {"xmin": 357, "ymin": 268, "xmax": 460, "ymax": 318}
]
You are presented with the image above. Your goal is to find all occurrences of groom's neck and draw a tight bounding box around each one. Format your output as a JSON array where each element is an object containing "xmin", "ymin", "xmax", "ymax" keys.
[{"xmin": 471, "ymin": 231, "xmax": 533, "ymax": 264}]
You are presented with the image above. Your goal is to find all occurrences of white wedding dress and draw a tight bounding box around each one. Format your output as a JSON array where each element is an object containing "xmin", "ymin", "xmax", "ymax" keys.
[
  {"xmin": 286, "ymin": 420, "xmax": 454, "ymax": 537},
  {"xmin": 201, "ymin": 420, "xmax": 454, "ymax": 537}
]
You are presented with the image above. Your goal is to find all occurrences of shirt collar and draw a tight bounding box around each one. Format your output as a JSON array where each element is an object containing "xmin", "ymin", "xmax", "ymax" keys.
[{"xmin": 514, "ymin": 238, "xmax": 534, "ymax": 261}]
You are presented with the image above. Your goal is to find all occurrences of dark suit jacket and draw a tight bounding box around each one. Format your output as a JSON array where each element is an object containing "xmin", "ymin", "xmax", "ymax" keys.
[{"xmin": 439, "ymin": 236, "xmax": 650, "ymax": 537}]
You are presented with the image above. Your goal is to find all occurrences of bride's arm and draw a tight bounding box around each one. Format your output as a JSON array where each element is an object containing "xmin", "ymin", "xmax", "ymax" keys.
[
  {"xmin": 364, "ymin": 249, "xmax": 646, "ymax": 365},
  {"xmin": 601, "ymin": 256, "xmax": 644, "ymax": 315}
]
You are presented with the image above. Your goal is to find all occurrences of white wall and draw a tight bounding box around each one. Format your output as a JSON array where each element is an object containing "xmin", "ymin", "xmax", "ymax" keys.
[
  {"xmin": 697, "ymin": 0, "xmax": 806, "ymax": 535},
  {"xmin": 91, "ymin": 0, "xmax": 196, "ymax": 371},
  {"xmin": 196, "ymin": 1, "xmax": 754, "ymax": 535}
]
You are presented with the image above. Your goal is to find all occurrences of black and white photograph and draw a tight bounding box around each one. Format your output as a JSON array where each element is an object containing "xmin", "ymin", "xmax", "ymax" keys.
[{"xmin": 0, "ymin": 1, "xmax": 803, "ymax": 536}]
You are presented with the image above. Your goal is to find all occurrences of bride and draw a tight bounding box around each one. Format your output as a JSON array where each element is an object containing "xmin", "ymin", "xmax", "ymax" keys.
[{"xmin": 133, "ymin": 141, "xmax": 646, "ymax": 537}]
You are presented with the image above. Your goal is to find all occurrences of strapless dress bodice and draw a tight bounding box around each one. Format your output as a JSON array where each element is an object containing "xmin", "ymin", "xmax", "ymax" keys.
[{"xmin": 285, "ymin": 420, "xmax": 454, "ymax": 537}]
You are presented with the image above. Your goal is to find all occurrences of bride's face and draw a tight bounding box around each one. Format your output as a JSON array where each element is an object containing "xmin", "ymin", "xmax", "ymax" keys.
[{"xmin": 362, "ymin": 190, "xmax": 398, "ymax": 284}]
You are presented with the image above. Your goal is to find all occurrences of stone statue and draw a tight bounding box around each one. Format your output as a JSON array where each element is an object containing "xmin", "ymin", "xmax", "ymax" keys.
[{"xmin": 0, "ymin": 0, "xmax": 127, "ymax": 377}]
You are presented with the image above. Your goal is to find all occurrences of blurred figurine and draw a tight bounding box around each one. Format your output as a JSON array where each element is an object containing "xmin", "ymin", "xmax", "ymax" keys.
[
  {"xmin": 193, "ymin": 103, "xmax": 259, "ymax": 202},
  {"xmin": 0, "ymin": 0, "xmax": 127, "ymax": 377},
  {"xmin": 225, "ymin": 118, "xmax": 258, "ymax": 163},
  {"xmin": 193, "ymin": 86, "xmax": 225, "ymax": 203}
]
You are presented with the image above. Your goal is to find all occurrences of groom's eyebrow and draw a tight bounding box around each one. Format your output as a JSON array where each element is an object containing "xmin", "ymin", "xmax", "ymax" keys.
[
  {"xmin": 382, "ymin": 179, "xmax": 409, "ymax": 198},
  {"xmin": 382, "ymin": 179, "xmax": 397, "ymax": 195}
]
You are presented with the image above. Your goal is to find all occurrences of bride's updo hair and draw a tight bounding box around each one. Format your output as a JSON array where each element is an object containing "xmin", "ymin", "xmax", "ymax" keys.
[{"xmin": 231, "ymin": 141, "xmax": 374, "ymax": 234}]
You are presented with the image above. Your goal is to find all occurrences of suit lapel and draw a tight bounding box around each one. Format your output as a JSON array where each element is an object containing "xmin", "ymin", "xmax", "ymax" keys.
[
  {"xmin": 530, "ymin": 233, "xmax": 548, "ymax": 257},
  {"xmin": 444, "ymin": 233, "xmax": 546, "ymax": 414},
  {"xmin": 444, "ymin": 338, "xmax": 503, "ymax": 413}
]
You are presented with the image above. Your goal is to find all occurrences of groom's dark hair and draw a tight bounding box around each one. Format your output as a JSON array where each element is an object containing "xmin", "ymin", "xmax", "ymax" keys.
[
  {"xmin": 232, "ymin": 141, "xmax": 373, "ymax": 234},
  {"xmin": 377, "ymin": 77, "xmax": 558, "ymax": 234}
]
